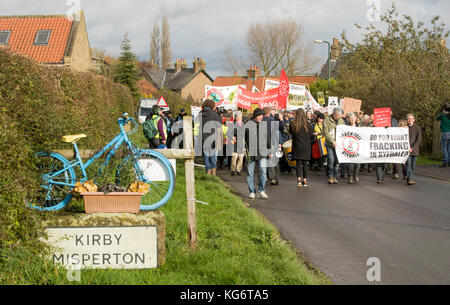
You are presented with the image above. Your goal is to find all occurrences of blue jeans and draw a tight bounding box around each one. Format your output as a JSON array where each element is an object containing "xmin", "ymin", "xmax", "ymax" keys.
[
  {"xmin": 203, "ymin": 149, "xmax": 217, "ymax": 171},
  {"xmin": 406, "ymin": 156, "xmax": 418, "ymax": 180},
  {"xmin": 442, "ymin": 131, "xmax": 450, "ymax": 163},
  {"xmin": 326, "ymin": 145, "xmax": 339, "ymax": 178},
  {"xmin": 376, "ymin": 164, "xmax": 386, "ymax": 181},
  {"xmin": 246, "ymin": 158, "xmax": 268, "ymax": 194}
]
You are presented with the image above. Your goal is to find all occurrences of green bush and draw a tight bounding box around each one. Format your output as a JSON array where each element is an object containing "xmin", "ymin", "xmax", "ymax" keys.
[{"xmin": 0, "ymin": 49, "xmax": 136, "ymax": 283}]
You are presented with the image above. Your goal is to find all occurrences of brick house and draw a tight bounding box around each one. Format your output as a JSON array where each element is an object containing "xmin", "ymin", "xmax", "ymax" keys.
[
  {"xmin": 0, "ymin": 11, "xmax": 92, "ymax": 72},
  {"xmin": 141, "ymin": 57, "xmax": 214, "ymax": 105},
  {"xmin": 213, "ymin": 65, "xmax": 318, "ymax": 91}
]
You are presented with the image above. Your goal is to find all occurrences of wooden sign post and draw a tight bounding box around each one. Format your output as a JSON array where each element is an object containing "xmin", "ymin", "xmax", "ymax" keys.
[{"xmin": 156, "ymin": 116, "xmax": 197, "ymax": 250}]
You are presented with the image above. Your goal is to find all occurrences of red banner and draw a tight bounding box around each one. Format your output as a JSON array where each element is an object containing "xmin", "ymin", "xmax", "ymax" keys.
[
  {"xmin": 237, "ymin": 86, "xmax": 283, "ymax": 110},
  {"xmin": 237, "ymin": 86, "xmax": 253, "ymax": 110},
  {"xmin": 277, "ymin": 69, "xmax": 289, "ymax": 109},
  {"xmin": 373, "ymin": 108, "xmax": 391, "ymax": 127}
]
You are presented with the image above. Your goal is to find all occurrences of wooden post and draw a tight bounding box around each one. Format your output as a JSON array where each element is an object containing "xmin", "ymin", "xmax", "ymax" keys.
[{"xmin": 183, "ymin": 116, "xmax": 197, "ymax": 249}]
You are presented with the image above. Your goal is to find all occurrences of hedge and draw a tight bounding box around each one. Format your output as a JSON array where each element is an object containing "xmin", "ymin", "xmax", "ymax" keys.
[{"xmin": 0, "ymin": 49, "xmax": 136, "ymax": 283}]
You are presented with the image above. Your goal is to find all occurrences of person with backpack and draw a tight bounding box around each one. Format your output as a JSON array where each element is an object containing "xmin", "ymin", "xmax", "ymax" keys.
[{"xmin": 143, "ymin": 105, "xmax": 167, "ymax": 149}]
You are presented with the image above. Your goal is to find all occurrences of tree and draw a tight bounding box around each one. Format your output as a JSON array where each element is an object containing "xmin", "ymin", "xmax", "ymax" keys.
[
  {"xmin": 150, "ymin": 20, "xmax": 161, "ymax": 67},
  {"xmin": 161, "ymin": 14, "xmax": 172, "ymax": 70},
  {"xmin": 335, "ymin": 3, "xmax": 449, "ymax": 151},
  {"xmin": 114, "ymin": 33, "xmax": 140, "ymax": 99},
  {"xmin": 244, "ymin": 18, "xmax": 318, "ymax": 76}
]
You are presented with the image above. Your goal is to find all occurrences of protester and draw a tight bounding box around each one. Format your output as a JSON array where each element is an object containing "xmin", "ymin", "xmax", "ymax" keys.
[
  {"xmin": 200, "ymin": 100, "xmax": 222, "ymax": 176},
  {"xmin": 289, "ymin": 108, "xmax": 314, "ymax": 187},
  {"xmin": 323, "ymin": 107, "xmax": 345, "ymax": 184},
  {"xmin": 306, "ymin": 110, "xmax": 314, "ymax": 124},
  {"xmin": 398, "ymin": 119, "xmax": 408, "ymax": 179},
  {"xmin": 437, "ymin": 103, "xmax": 450, "ymax": 168},
  {"xmin": 246, "ymin": 108, "xmax": 272, "ymax": 199},
  {"xmin": 262, "ymin": 107, "xmax": 279, "ymax": 185},
  {"xmin": 143, "ymin": 105, "xmax": 167, "ymax": 149},
  {"xmin": 311, "ymin": 112, "xmax": 326, "ymax": 171},
  {"xmin": 346, "ymin": 112, "xmax": 361, "ymax": 184},
  {"xmin": 228, "ymin": 111, "xmax": 246, "ymax": 176},
  {"xmin": 163, "ymin": 110, "xmax": 174, "ymax": 148},
  {"xmin": 406, "ymin": 113, "xmax": 422, "ymax": 185}
]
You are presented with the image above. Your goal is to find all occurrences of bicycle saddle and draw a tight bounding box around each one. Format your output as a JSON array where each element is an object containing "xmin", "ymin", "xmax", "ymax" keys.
[{"xmin": 62, "ymin": 134, "xmax": 87, "ymax": 143}]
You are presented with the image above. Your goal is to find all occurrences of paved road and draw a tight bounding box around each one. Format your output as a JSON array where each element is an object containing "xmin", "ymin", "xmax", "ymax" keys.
[{"xmin": 219, "ymin": 168, "xmax": 450, "ymax": 285}]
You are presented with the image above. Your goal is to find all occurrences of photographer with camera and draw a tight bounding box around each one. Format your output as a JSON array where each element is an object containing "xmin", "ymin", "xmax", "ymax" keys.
[{"xmin": 437, "ymin": 102, "xmax": 450, "ymax": 168}]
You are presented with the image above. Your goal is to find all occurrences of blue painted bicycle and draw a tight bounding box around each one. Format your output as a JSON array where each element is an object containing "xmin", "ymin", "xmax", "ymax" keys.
[{"xmin": 29, "ymin": 113, "xmax": 175, "ymax": 211}]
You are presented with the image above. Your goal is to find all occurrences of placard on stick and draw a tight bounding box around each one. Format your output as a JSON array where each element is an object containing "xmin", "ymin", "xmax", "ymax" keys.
[
  {"xmin": 373, "ymin": 108, "xmax": 391, "ymax": 127},
  {"xmin": 342, "ymin": 97, "xmax": 362, "ymax": 115}
]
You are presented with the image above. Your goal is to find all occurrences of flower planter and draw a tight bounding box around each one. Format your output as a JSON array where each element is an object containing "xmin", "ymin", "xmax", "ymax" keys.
[{"xmin": 81, "ymin": 192, "xmax": 143, "ymax": 214}]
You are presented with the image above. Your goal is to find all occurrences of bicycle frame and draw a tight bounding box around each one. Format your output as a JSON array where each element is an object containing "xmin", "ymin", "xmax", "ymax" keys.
[{"xmin": 47, "ymin": 118, "xmax": 138, "ymax": 188}]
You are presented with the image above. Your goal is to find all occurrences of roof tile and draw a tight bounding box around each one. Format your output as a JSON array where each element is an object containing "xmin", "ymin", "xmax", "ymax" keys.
[{"xmin": 0, "ymin": 15, "xmax": 73, "ymax": 64}]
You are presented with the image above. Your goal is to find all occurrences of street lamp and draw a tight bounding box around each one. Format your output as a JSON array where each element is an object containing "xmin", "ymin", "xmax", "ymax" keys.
[{"xmin": 314, "ymin": 40, "xmax": 331, "ymax": 89}]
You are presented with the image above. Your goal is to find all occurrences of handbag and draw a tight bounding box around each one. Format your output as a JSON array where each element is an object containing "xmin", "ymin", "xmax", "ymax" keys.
[{"xmin": 318, "ymin": 137, "xmax": 328, "ymax": 157}]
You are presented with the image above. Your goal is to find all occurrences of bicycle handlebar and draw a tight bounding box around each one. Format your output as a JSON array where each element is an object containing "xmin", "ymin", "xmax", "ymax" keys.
[{"xmin": 118, "ymin": 116, "xmax": 138, "ymax": 135}]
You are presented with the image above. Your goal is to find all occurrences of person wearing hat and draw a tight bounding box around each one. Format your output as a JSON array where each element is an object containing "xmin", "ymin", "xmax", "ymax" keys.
[
  {"xmin": 143, "ymin": 105, "xmax": 167, "ymax": 149},
  {"xmin": 245, "ymin": 108, "xmax": 272, "ymax": 199}
]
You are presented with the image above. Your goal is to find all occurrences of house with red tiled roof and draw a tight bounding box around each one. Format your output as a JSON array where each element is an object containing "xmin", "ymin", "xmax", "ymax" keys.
[
  {"xmin": 0, "ymin": 11, "xmax": 92, "ymax": 72},
  {"xmin": 213, "ymin": 66, "xmax": 318, "ymax": 91}
]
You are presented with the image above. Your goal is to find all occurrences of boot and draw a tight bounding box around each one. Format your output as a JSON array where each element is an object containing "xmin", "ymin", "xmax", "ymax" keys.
[
  {"xmin": 211, "ymin": 168, "xmax": 217, "ymax": 176},
  {"xmin": 348, "ymin": 176, "xmax": 354, "ymax": 184},
  {"xmin": 328, "ymin": 175, "xmax": 334, "ymax": 184},
  {"xmin": 206, "ymin": 169, "xmax": 212, "ymax": 175},
  {"xmin": 439, "ymin": 162, "xmax": 448, "ymax": 168},
  {"xmin": 354, "ymin": 175, "xmax": 360, "ymax": 183}
]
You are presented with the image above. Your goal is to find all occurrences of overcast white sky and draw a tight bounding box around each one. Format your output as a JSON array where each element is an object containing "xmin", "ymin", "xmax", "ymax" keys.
[{"xmin": 1, "ymin": 0, "xmax": 448, "ymax": 78}]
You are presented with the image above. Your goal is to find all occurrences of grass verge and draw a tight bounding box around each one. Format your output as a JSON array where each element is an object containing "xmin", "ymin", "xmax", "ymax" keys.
[{"xmin": 6, "ymin": 160, "xmax": 329, "ymax": 285}]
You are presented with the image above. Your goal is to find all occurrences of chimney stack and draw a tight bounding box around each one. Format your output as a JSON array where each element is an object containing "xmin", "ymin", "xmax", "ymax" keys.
[
  {"xmin": 174, "ymin": 58, "xmax": 187, "ymax": 72},
  {"xmin": 193, "ymin": 57, "xmax": 206, "ymax": 73},
  {"xmin": 247, "ymin": 65, "xmax": 261, "ymax": 80}
]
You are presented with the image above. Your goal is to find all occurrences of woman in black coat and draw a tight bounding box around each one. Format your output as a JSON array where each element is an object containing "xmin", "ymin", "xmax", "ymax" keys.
[{"xmin": 289, "ymin": 108, "xmax": 315, "ymax": 187}]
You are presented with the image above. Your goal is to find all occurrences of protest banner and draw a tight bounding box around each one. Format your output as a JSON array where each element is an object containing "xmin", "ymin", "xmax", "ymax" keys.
[
  {"xmin": 373, "ymin": 108, "xmax": 391, "ymax": 127},
  {"xmin": 327, "ymin": 96, "xmax": 340, "ymax": 115},
  {"xmin": 342, "ymin": 97, "xmax": 362, "ymax": 115},
  {"xmin": 264, "ymin": 79, "xmax": 320, "ymax": 110},
  {"xmin": 336, "ymin": 125, "xmax": 410, "ymax": 164},
  {"xmin": 237, "ymin": 86, "xmax": 254, "ymax": 110},
  {"xmin": 205, "ymin": 85, "xmax": 242, "ymax": 110},
  {"xmin": 237, "ymin": 86, "xmax": 280, "ymax": 110}
]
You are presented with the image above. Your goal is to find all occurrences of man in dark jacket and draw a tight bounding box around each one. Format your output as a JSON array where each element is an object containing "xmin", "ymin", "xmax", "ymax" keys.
[
  {"xmin": 406, "ymin": 113, "xmax": 422, "ymax": 185},
  {"xmin": 245, "ymin": 108, "xmax": 272, "ymax": 199},
  {"xmin": 200, "ymin": 100, "xmax": 222, "ymax": 175}
]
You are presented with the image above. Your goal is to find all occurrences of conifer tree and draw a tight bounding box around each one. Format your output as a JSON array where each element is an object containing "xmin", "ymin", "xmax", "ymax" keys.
[{"xmin": 115, "ymin": 33, "xmax": 140, "ymax": 99}]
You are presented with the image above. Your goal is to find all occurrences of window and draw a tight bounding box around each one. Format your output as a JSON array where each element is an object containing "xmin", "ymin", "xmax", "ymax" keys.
[
  {"xmin": 34, "ymin": 30, "xmax": 51, "ymax": 45},
  {"xmin": 0, "ymin": 31, "xmax": 11, "ymax": 45}
]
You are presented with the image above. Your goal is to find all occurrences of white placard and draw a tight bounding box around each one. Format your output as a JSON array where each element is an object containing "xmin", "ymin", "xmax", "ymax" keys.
[
  {"xmin": 336, "ymin": 126, "xmax": 410, "ymax": 164},
  {"xmin": 45, "ymin": 226, "xmax": 158, "ymax": 269},
  {"xmin": 138, "ymin": 158, "xmax": 176, "ymax": 181},
  {"xmin": 264, "ymin": 79, "xmax": 320, "ymax": 111}
]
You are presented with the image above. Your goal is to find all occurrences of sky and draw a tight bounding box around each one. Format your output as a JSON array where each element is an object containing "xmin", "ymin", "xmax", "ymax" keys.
[{"xmin": 1, "ymin": 0, "xmax": 449, "ymax": 78}]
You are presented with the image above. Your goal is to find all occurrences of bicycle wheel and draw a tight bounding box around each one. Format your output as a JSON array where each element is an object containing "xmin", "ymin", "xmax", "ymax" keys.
[
  {"xmin": 28, "ymin": 152, "xmax": 76, "ymax": 211},
  {"xmin": 119, "ymin": 150, "xmax": 175, "ymax": 210}
]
